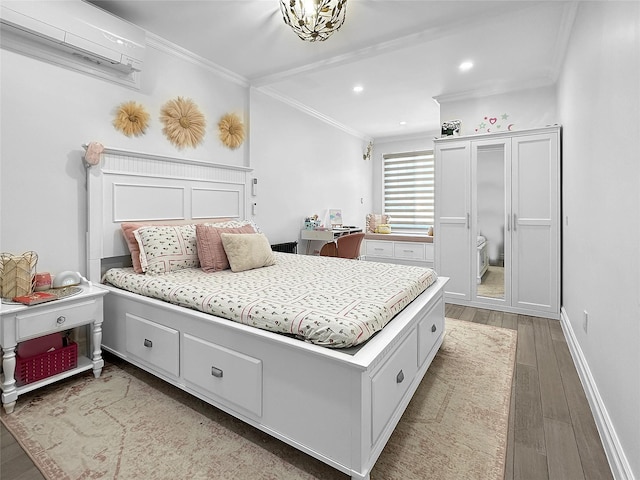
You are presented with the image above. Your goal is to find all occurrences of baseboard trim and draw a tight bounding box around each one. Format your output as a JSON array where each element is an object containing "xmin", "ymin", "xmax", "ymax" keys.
[{"xmin": 559, "ymin": 307, "xmax": 635, "ymax": 480}]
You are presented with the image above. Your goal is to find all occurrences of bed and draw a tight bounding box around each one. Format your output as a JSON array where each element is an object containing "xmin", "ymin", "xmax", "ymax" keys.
[
  {"xmin": 477, "ymin": 235, "xmax": 489, "ymax": 283},
  {"xmin": 86, "ymin": 146, "xmax": 448, "ymax": 480}
]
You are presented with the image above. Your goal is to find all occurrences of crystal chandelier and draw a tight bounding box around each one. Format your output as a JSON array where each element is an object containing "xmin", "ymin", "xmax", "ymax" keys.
[{"xmin": 280, "ymin": 0, "xmax": 348, "ymax": 42}]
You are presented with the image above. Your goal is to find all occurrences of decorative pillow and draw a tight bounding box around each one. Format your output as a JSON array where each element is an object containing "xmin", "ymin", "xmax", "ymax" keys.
[
  {"xmin": 220, "ymin": 233, "xmax": 276, "ymax": 273},
  {"xmin": 121, "ymin": 218, "xmax": 234, "ymax": 273},
  {"xmin": 133, "ymin": 224, "xmax": 199, "ymax": 275},
  {"xmin": 196, "ymin": 223, "xmax": 256, "ymax": 272}
]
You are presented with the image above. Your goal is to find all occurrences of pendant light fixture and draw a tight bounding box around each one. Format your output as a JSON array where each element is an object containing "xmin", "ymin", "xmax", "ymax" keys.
[{"xmin": 280, "ymin": 0, "xmax": 348, "ymax": 42}]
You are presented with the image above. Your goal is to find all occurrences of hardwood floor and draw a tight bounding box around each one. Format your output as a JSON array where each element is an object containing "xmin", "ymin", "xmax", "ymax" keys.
[{"xmin": 1, "ymin": 305, "xmax": 613, "ymax": 480}]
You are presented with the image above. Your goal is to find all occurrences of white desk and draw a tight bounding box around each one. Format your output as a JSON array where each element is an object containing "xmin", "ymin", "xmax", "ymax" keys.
[{"xmin": 300, "ymin": 227, "xmax": 362, "ymax": 254}]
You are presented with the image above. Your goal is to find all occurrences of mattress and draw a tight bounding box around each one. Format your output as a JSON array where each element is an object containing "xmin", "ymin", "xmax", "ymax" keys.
[{"xmin": 103, "ymin": 252, "xmax": 438, "ymax": 348}]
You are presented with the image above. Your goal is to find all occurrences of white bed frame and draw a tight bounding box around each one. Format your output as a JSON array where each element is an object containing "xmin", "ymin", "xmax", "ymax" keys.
[{"xmin": 86, "ymin": 147, "xmax": 448, "ymax": 480}]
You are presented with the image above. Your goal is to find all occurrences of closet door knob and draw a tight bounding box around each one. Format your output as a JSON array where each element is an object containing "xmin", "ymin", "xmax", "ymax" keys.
[
  {"xmin": 431, "ymin": 324, "xmax": 437, "ymax": 333},
  {"xmin": 396, "ymin": 370, "xmax": 405, "ymax": 384}
]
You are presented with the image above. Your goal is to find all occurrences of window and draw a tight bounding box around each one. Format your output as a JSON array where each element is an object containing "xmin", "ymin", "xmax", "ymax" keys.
[{"xmin": 383, "ymin": 150, "xmax": 434, "ymax": 234}]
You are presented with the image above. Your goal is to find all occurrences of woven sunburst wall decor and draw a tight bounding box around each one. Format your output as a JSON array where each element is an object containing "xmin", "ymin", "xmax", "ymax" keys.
[
  {"xmin": 113, "ymin": 101, "xmax": 150, "ymax": 137},
  {"xmin": 160, "ymin": 96, "xmax": 206, "ymax": 149},
  {"xmin": 218, "ymin": 113, "xmax": 245, "ymax": 149}
]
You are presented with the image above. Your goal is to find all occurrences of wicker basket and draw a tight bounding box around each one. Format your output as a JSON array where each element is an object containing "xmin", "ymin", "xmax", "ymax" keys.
[
  {"xmin": 0, "ymin": 251, "xmax": 38, "ymax": 300},
  {"xmin": 15, "ymin": 342, "xmax": 78, "ymax": 386}
]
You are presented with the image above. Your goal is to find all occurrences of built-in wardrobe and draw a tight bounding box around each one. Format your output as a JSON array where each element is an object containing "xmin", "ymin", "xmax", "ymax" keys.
[{"xmin": 434, "ymin": 126, "xmax": 560, "ymax": 319}]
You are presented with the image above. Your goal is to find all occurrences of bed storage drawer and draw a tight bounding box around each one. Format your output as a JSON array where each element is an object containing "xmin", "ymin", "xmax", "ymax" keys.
[
  {"xmin": 371, "ymin": 329, "xmax": 418, "ymax": 443},
  {"xmin": 418, "ymin": 299, "xmax": 445, "ymax": 366},
  {"xmin": 183, "ymin": 334, "xmax": 262, "ymax": 417},
  {"xmin": 125, "ymin": 313, "xmax": 179, "ymax": 378}
]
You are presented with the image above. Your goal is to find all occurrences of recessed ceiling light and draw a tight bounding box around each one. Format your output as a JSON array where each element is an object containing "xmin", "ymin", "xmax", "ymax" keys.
[
  {"xmin": 399, "ymin": 121, "xmax": 407, "ymax": 126},
  {"xmin": 459, "ymin": 61, "xmax": 473, "ymax": 72},
  {"xmin": 353, "ymin": 85, "xmax": 364, "ymax": 93}
]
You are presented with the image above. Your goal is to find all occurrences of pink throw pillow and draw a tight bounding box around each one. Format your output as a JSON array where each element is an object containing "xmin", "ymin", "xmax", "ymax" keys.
[
  {"xmin": 196, "ymin": 224, "xmax": 256, "ymax": 272},
  {"xmin": 121, "ymin": 218, "xmax": 233, "ymax": 273}
]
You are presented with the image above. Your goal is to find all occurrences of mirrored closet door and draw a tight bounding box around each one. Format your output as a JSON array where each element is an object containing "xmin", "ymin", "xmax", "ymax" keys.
[{"xmin": 471, "ymin": 139, "xmax": 511, "ymax": 307}]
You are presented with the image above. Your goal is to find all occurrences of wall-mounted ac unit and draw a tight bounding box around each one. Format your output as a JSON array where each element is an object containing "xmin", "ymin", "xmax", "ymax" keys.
[{"xmin": 0, "ymin": 0, "xmax": 145, "ymax": 89}]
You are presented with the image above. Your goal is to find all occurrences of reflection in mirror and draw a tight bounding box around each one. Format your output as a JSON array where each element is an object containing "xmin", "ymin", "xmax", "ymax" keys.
[{"xmin": 476, "ymin": 145, "xmax": 505, "ymax": 300}]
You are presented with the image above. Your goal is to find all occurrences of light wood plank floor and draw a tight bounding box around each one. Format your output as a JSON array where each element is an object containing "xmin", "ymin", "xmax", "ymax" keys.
[{"xmin": 1, "ymin": 305, "xmax": 613, "ymax": 480}]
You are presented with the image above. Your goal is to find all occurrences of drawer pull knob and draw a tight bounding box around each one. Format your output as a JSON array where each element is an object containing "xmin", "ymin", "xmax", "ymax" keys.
[
  {"xmin": 56, "ymin": 316, "xmax": 66, "ymax": 325},
  {"xmin": 143, "ymin": 339, "xmax": 153, "ymax": 348},
  {"xmin": 211, "ymin": 367, "xmax": 224, "ymax": 378},
  {"xmin": 431, "ymin": 324, "xmax": 437, "ymax": 333},
  {"xmin": 396, "ymin": 370, "xmax": 404, "ymax": 384}
]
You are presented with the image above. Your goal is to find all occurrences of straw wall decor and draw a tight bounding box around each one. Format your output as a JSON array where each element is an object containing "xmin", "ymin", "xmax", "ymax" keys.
[
  {"xmin": 160, "ymin": 97, "xmax": 206, "ymax": 149},
  {"xmin": 113, "ymin": 101, "xmax": 150, "ymax": 137},
  {"xmin": 218, "ymin": 113, "xmax": 245, "ymax": 149}
]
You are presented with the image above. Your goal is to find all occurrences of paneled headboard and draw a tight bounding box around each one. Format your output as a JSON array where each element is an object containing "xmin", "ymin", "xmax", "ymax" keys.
[{"xmin": 86, "ymin": 146, "xmax": 252, "ymax": 282}]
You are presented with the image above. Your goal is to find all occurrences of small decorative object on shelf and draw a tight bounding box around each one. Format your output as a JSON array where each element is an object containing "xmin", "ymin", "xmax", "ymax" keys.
[
  {"xmin": 12, "ymin": 291, "xmax": 57, "ymax": 306},
  {"xmin": 34, "ymin": 272, "xmax": 52, "ymax": 291},
  {"xmin": 441, "ymin": 119, "xmax": 461, "ymax": 137},
  {"xmin": 304, "ymin": 214, "xmax": 321, "ymax": 230},
  {"xmin": 0, "ymin": 251, "xmax": 38, "ymax": 301}
]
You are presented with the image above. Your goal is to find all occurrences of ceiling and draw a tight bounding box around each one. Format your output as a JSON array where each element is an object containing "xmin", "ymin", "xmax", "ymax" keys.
[{"xmin": 88, "ymin": 0, "xmax": 577, "ymax": 139}]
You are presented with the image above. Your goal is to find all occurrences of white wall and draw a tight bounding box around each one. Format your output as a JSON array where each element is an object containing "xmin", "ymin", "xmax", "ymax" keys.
[
  {"xmin": 0, "ymin": 37, "xmax": 249, "ymax": 275},
  {"xmin": 249, "ymin": 89, "xmax": 372, "ymax": 250},
  {"xmin": 557, "ymin": 2, "xmax": 640, "ymax": 478}
]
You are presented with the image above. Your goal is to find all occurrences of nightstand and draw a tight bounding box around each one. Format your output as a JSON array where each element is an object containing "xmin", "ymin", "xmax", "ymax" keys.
[{"xmin": 0, "ymin": 280, "xmax": 107, "ymax": 414}]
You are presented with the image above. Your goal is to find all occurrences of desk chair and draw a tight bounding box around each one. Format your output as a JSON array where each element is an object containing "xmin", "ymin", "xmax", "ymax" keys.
[
  {"xmin": 336, "ymin": 232, "xmax": 365, "ymax": 259},
  {"xmin": 319, "ymin": 241, "xmax": 338, "ymax": 257}
]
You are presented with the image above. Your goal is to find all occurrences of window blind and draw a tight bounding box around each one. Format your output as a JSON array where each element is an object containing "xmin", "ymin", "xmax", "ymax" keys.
[{"xmin": 383, "ymin": 150, "xmax": 434, "ymax": 234}]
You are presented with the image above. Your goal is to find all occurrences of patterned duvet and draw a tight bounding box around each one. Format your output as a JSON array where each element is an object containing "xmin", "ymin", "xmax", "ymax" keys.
[{"xmin": 103, "ymin": 252, "xmax": 438, "ymax": 348}]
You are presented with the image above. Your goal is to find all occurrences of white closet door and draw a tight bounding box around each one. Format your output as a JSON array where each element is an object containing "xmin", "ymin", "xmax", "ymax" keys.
[
  {"xmin": 511, "ymin": 132, "xmax": 560, "ymax": 314},
  {"xmin": 435, "ymin": 141, "xmax": 471, "ymax": 301}
]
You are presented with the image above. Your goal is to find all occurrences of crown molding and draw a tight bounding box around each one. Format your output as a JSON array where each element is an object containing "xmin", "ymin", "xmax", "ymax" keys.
[
  {"xmin": 146, "ymin": 33, "xmax": 249, "ymax": 87},
  {"xmin": 254, "ymin": 86, "xmax": 370, "ymax": 141}
]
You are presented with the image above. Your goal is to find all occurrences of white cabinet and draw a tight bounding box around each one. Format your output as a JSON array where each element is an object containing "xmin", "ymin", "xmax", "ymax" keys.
[
  {"xmin": 0, "ymin": 283, "xmax": 107, "ymax": 413},
  {"xmin": 363, "ymin": 237, "xmax": 434, "ymax": 268},
  {"xmin": 434, "ymin": 126, "xmax": 560, "ymax": 319}
]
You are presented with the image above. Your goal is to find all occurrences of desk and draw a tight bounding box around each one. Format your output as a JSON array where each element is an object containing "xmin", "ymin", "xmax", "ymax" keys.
[{"xmin": 300, "ymin": 227, "xmax": 362, "ymax": 254}]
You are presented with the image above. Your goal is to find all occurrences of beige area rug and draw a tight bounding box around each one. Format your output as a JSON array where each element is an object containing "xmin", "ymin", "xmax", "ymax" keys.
[
  {"xmin": 478, "ymin": 266, "xmax": 505, "ymax": 299},
  {"xmin": 1, "ymin": 319, "xmax": 516, "ymax": 480}
]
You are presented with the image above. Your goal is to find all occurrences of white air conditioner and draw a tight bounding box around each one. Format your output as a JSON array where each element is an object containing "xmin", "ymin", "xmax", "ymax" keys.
[{"xmin": 0, "ymin": 0, "xmax": 145, "ymax": 89}]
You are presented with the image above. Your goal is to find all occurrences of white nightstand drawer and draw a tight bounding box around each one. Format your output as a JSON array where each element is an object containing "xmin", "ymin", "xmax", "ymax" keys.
[
  {"xmin": 365, "ymin": 240, "xmax": 394, "ymax": 258},
  {"xmin": 16, "ymin": 299, "xmax": 101, "ymax": 341},
  {"xmin": 394, "ymin": 242, "xmax": 425, "ymax": 260},
  {"xmin": 183, "ymin": 333, "xmax": 262, "ymax": 417},
  {"xmin": 125, "ymin": 313, "xmax": 180, "ymax": 378}
]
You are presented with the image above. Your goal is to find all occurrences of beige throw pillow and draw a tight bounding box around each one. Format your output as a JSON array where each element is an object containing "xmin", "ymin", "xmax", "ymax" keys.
[{"xmin": 220, "ymin": 233, "xmax": 276, "ymax": 273}]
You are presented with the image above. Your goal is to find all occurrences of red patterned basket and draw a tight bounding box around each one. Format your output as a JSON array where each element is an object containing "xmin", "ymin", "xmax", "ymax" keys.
[{"xmin": 15, "ymin": 342, "xmax": 78, "ymax": 386}]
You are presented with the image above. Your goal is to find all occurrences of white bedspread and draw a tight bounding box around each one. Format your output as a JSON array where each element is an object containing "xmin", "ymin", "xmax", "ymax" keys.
[{"xmin": 104, "ymin": 253, "xmax": 438, "ymax": 348}]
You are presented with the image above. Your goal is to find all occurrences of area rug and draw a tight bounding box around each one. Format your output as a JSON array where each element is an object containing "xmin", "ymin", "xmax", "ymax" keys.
[{"xmin": 1, "ymin": 318, "xmax": 517, "ymax": 480}]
